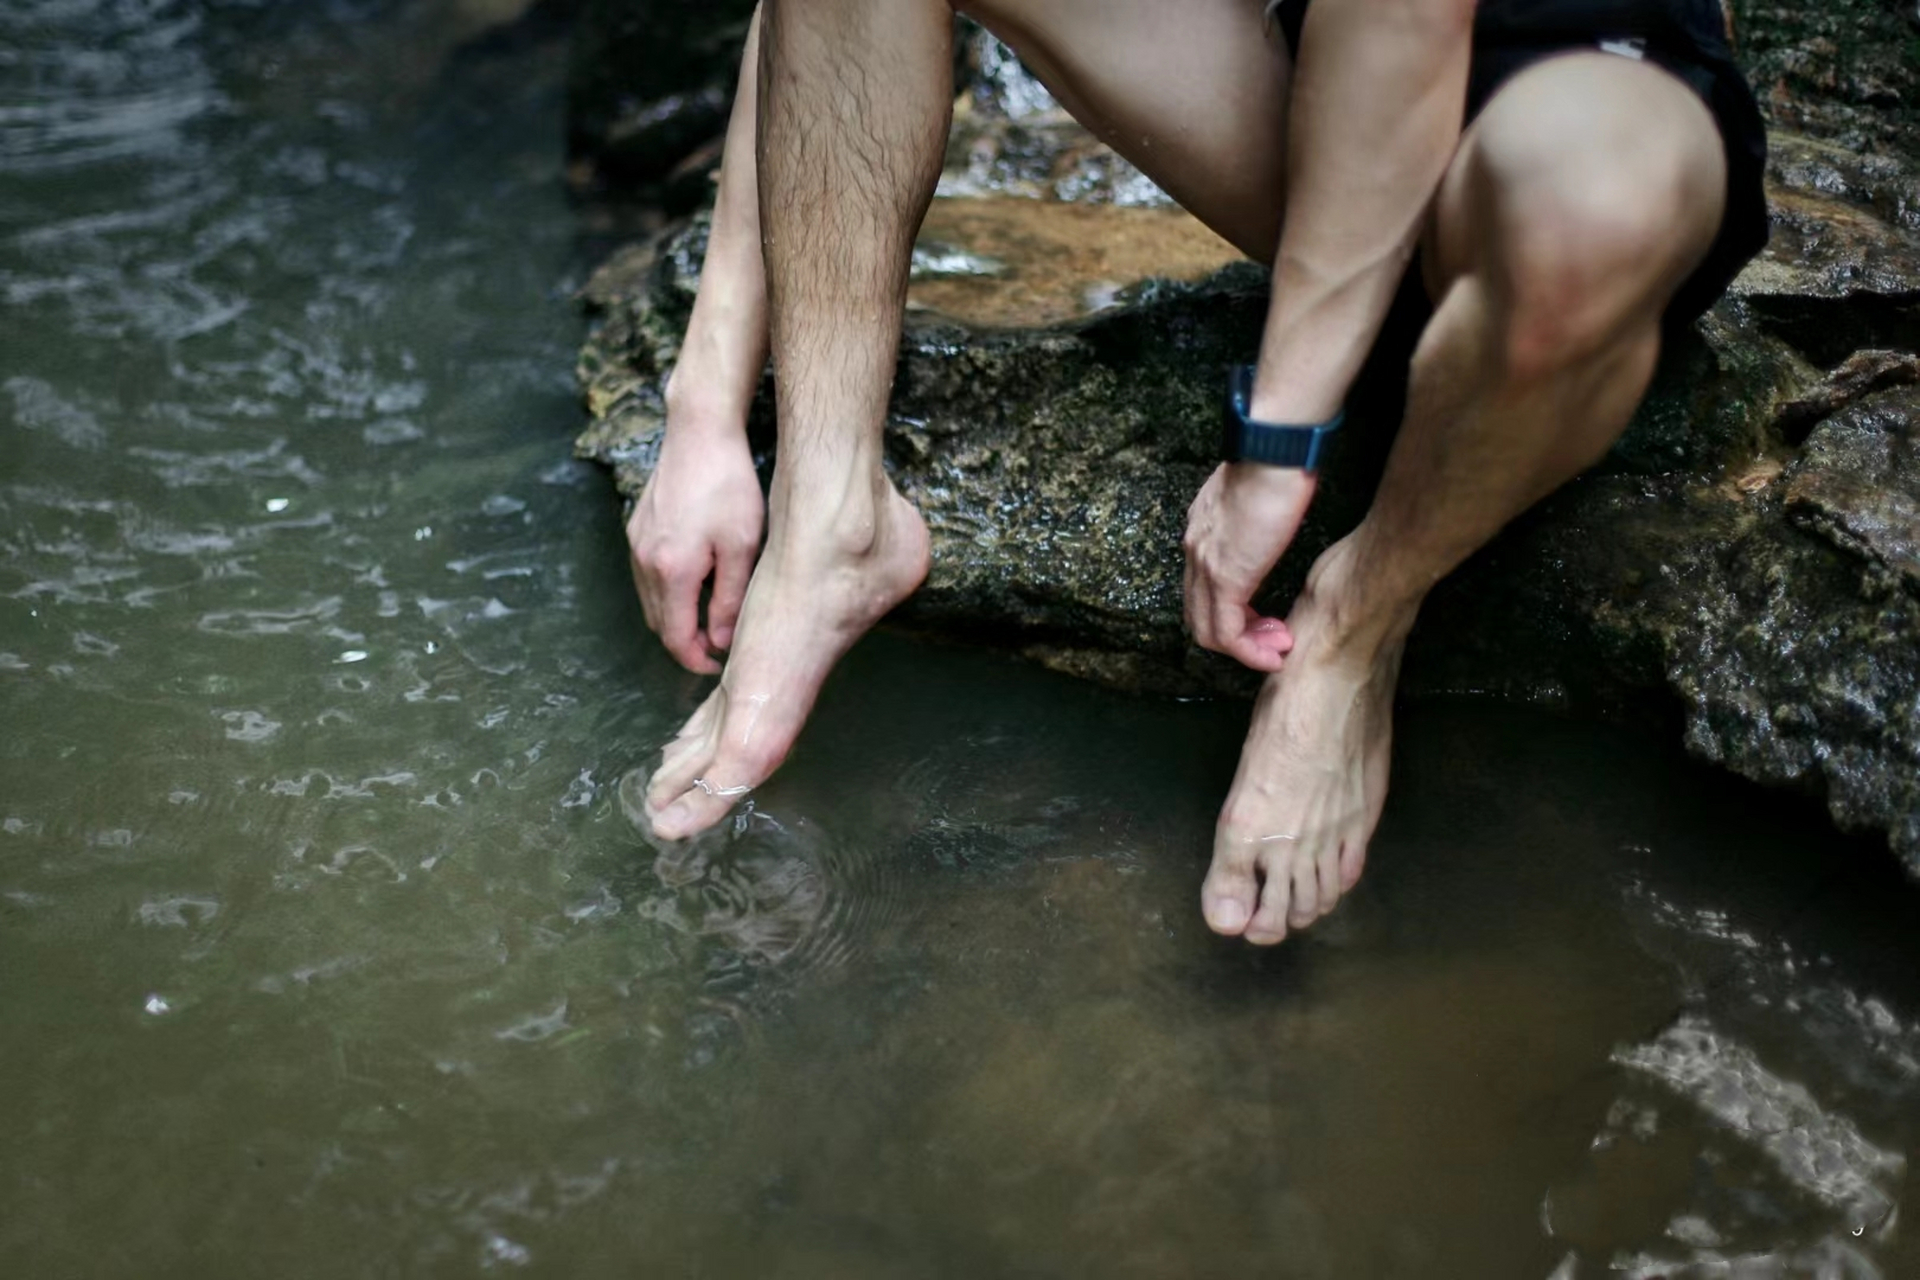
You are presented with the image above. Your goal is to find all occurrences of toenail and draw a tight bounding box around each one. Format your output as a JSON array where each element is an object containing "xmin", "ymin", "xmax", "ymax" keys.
[{"xmin": 1204, "ymin": 896, "xmax": 1251, "ymax": 932}]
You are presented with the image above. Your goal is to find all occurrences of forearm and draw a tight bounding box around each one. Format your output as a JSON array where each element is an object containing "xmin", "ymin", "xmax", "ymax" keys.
[
  {"xmin": 1250, "ymin": 0, "xmax": 1474, "ymax": 423},
  {"xmin": 664, "ymin": 5, "xmax": 769, "ymax": 439}
]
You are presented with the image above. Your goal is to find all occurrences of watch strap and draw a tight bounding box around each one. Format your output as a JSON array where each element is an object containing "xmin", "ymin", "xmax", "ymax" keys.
[{"xmin": 1222, "ymin": 364, "xmax": 1343, "ymax": 470}]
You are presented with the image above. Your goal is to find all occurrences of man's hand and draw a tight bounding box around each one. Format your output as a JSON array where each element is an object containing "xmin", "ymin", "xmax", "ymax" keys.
[
  {"xmin": 626, "ymin": 425, "xmax": 765, "ymax": 675},
  {"xmin": 1183, "ymin": 462, "xmax": 1317, "ymax": 671}
]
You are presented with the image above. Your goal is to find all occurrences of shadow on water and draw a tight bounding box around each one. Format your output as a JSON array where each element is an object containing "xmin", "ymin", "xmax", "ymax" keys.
[{"xmin": 0, "ymin": 1, "xmax": 1915, "ymax": 1277}]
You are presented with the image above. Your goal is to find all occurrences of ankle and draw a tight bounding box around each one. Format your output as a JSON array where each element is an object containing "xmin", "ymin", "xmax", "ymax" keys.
[
  {"xmin": 1294, "ymin": 538, "xmax": 1424, "ymax": 669},
  {"xmin": 768, "ymin": 462, "xmax": 900, "ymax": 556}
]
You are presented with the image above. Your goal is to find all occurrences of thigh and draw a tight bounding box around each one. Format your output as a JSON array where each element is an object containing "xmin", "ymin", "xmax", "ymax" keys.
[
  {"xmin": 957, "ymin": 0, "xmax": 1292, "ymax": 261},
  {"xmin": 1422, "ymin": 51, "xmax": 1728, "ymax": 324}
]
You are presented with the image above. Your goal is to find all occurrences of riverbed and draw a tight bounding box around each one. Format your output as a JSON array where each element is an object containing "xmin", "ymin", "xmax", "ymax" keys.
[{"xmin": 2, "ymin": 2, "xmax": 1915, "ymax": 1276}]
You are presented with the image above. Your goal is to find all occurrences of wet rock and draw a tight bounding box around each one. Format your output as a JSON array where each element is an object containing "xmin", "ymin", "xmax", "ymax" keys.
[
  {"xmin": 939, "ymin": 33, "xmax": 1171, "ymax": 208},
  {"xmin": 565, "ymin": 0, "xmax": 755, "ymax": 197},
  {"xmin": 574, "ymin": 28, "xmax": 1920, "ymax": 876},
  {"xmin": 1787, "ymin": 386, "xmax": 1920, "ymax": 585},
  {"xmin": 567, "ymin": 15, "xmax": 1165, "ymax": 208},
  {"xmin": 1736, "ymin": 0, "xmax": 1920, "ymax": 151}
]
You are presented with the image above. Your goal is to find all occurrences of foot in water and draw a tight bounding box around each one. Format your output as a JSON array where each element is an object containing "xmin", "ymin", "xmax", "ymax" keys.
[
  {"xmin": 1200, "ymin": 538, "xmax": 1409, "ymax": 945},
  {"xmin": 643, "ymin": 479, "xmax": 930, "ymax": 841}
]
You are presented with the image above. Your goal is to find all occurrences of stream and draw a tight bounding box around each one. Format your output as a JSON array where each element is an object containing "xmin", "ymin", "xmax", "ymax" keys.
[{"xmin": 2, "ymin": 2, "xmax": 1915, "ymax": 1276}]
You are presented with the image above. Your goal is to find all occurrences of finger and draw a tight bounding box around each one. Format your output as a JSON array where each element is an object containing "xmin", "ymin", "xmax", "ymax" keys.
[
  {"xmin": 1216, "ymin": 599, "xmax": 1287, "ymax": 674},
  {"xmin": 1238, "ymin": 613, "xmax": 1293, "ymax": 671},
  {"xmin": 628, "ymin": 521, "xmax": 663, "ymax": 635},
  {"xmin": 1182, "ymin": 541, "xmax": 1208, "ymax": 645},
  {"xmin": 1209, "ymin": 587, "xmax": 1248, "ymax": 659},
  {"xmin": 657, "ymin": 553, "xmax": 721, "ymax": 674},
  {"xmin": 706, "ymin": 543, "xmax": 755, "ymax": 653},
  {"xmin": 630, "ymin": 549, "xmax": 659, "ymax": 635},
  {"xmin": 625, "ymin": 506, "xmax": 658, "ymax": 619},
  {"xmin": 1248, "ymin": 614, "xmax": 1294, "ymax": 653}
]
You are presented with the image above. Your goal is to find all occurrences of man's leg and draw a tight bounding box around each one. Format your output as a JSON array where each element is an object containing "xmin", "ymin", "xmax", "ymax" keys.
[
  {"xmin": 1201, "ymin": 52, "xmax": 1730, "ymax": 943},
  {"xmin": 957, "ymin": 0, "xmax": 1293, "ymax": 261},
  {"xmin": 646, "ymin": 0, "xmax": 1294, "ymax": 839},
  {"xmin": 644, "ymin": 0, "xmax": 950, "ymax": 838}
]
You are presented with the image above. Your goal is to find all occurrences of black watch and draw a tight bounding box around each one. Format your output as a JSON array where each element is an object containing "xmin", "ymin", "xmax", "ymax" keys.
[{"xmin": 1221, "ymin": 364, "xmax": 1343, "ymax": 470}]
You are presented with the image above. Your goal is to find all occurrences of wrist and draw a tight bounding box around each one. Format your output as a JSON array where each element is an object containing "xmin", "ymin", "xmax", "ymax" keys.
[
  {"xmin": 1224, "ymin": 460, "xmax": 1317, "ymax": 496},
  {"xmin": 1222, "ymin": 364, "xmax": 1343, "ymax": 470},
  {"xmin": 663, "ymin": 364, "xmax": 754, "ymax": 441},
  {"xmin": 1247, "ymin": 367, "xmax": 1345, "ymax": 426}
]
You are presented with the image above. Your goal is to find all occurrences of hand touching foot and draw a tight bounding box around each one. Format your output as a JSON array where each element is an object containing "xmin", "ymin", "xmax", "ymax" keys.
[
  {"xmin": 1183, "ymin": 462, "xmax": 1317, "ymax": 672},
  {"xmin": 627, "ymin": 419, "xmax": 767, "ymax": 675},
  {"xmin": 1200, "ymin": 540, "xmax": 1408, "ymax": 944},
  {"xmin": 643, "ymin": 480, "xmax": 930, "ymax": 840}
]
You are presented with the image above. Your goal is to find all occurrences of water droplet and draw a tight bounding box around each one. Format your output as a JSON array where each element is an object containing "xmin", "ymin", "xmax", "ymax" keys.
[
  {"xmin": 144, "ymin": 994, "xmax": 171, "ymax": 1016},
  {"xmin": 265, "ymin": 497, "xmax": 290, "ymax": 513},
  {"xmin": 338, "ymin": 650, "xmax": 369, "ymax": 664}
]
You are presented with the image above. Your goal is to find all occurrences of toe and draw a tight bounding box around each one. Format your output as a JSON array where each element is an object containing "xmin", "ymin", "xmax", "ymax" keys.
[
  {"xmin": 673, "ymin": 688, "xmax": 723, "ymax": 743},
  {"xmin": 1338, "ymin": 837, "xmax": 1367, "ymax": 893},
  {"xmin": 1287, "ymin": 853, "xmax": 1319, "ymax": 930},
  {"xmin": 652, "ymin": 733, "xmax": 707, "ymax": 799},
  {"xmin": 1313, "ymin": 842, "xmax": 1345, "ymax": 921},
  {"xmin": 650, "ymin": 735, "xmax": 783, "ymax": 840},
  {"xmin": 646, "ymin": 691, "xmax": 802, "ymax": 842},
  {"xmin": 1200, "ymin": 840, "xmax": 1259, "ymax": 937},
  {"xmin": 648, "ymin": 693, "xmax": 723, "ymax": 812},
  {"xmin": 647, "ymin": 785, "xmax": 738, "ymax": 841},
  {"xmin": 1243, "ymin": 864, "xmax": 1292, "ymax": 946}
]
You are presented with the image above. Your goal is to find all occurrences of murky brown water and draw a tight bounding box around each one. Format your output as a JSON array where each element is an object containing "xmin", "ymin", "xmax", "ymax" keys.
[{"xmin": 2, "ymin": 3, "xmax": 1915, "ymax": 1276}]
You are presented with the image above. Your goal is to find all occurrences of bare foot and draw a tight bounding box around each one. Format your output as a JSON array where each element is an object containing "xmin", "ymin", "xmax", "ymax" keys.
[
  {"xmin": 1200, "ymin": 540, "xmax": 1408, "ymax": 945},
  {"xmin": 643, "ymin": 478, "xmax": 930, "ymax": 840}
]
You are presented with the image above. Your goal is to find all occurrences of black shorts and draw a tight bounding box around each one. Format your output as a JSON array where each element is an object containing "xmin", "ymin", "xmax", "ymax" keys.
[{"xmin": 1268, "ymin": 0, "xmax": 1769, "ymax": 330}]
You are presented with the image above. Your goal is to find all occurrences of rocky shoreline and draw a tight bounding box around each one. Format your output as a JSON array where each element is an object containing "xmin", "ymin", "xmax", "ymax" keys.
[{"xmin": 570, "ymin": 3, "xmax": 1920, "ymax": 877}]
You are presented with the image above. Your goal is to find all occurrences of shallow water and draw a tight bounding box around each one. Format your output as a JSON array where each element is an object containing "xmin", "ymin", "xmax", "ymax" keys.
[{"xmin": 2, "ymin": 3, "xmax": 1916, "ymax": 1277}]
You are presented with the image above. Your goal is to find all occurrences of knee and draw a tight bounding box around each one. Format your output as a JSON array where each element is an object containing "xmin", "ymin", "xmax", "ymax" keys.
[{"xmin": 1485, "ymin": 144, "xmax": 1719, "ymax": 382}]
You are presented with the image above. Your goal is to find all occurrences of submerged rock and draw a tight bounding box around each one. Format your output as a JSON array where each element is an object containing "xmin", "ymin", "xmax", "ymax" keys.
[{"xmin": 573, "ymin": 19, "xmax": 1920, "ymax": 876}]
